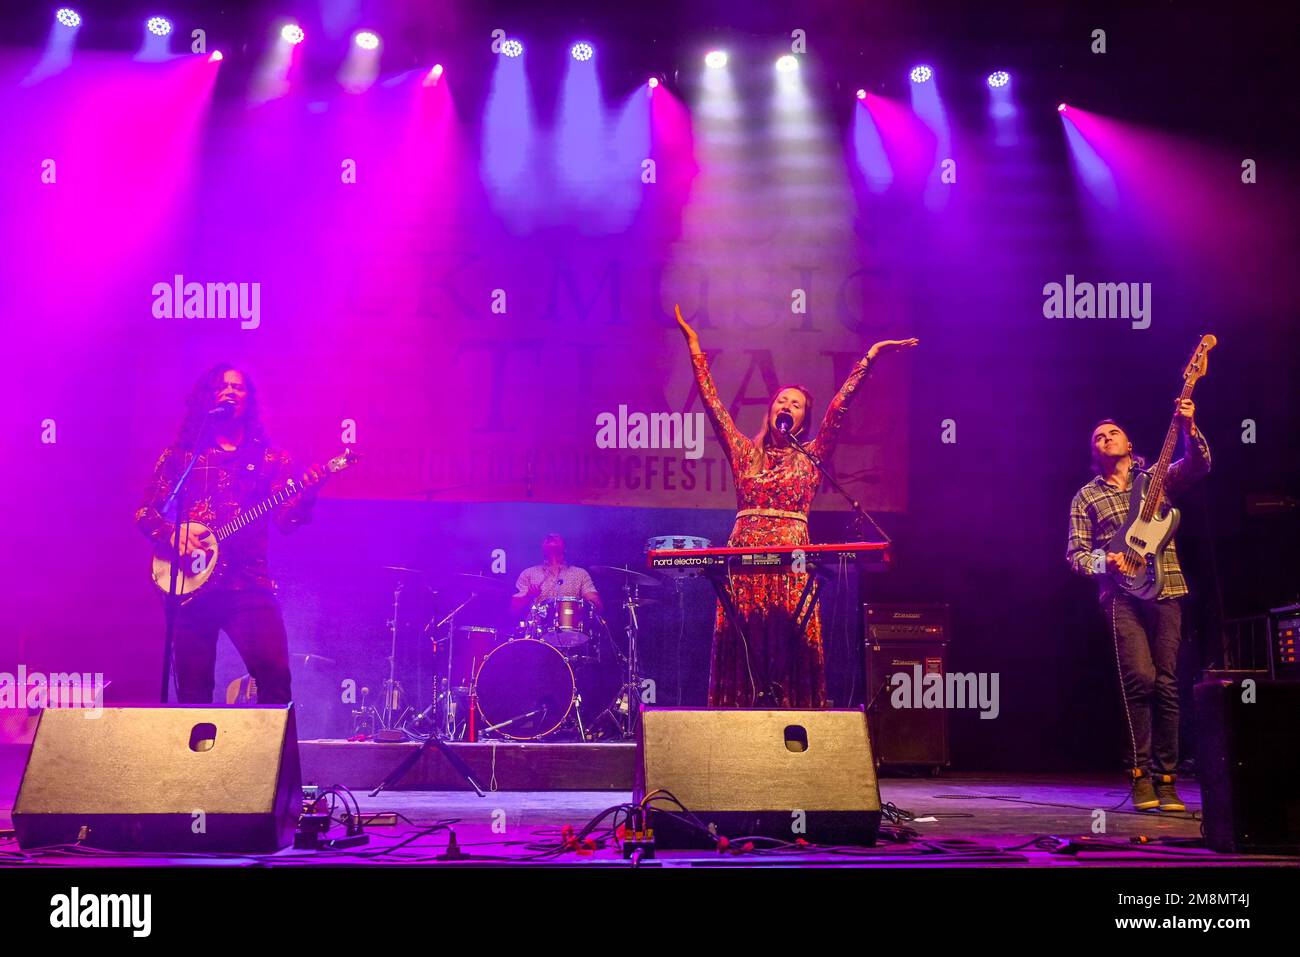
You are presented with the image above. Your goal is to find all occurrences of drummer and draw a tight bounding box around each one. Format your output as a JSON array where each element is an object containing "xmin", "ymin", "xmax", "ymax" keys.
[{"xmin": 510, "ymin": 533, "xmax": 604, "ymax": 616}]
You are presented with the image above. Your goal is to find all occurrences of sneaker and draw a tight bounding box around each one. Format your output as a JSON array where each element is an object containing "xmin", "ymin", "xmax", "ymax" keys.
[
  {"xmin": 1153, "ymin": 773, "xmax": 1187, "ymax": 812},
  {"xmin": 1130, "ymin": 769, "xmax": 1159, "ymax": 811}
]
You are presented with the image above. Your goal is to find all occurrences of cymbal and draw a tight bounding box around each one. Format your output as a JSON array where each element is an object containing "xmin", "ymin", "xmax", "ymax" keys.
[
  {"xmin": 455, "ymin": 572, "xmax": 512, "ymax": 593},
  {"xmin": 382, "ymin": 565, "xmax": 433, "ymax": 576},
  {"xmin": 592, "ymin": 565, "xmax": 664, "ymax": 587}
]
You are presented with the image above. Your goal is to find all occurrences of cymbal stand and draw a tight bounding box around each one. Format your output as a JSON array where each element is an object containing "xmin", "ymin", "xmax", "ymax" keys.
[
  {"xmin": 615, "ymin": 576, "xmax": 647, "ymax": 739},
  {"xmin": 426, "ymin": 593, "xmax": 477, "ymax": 740},
  {"xmin": 380, "ymin": 578, "xmax": 408, "ymax": 732}
]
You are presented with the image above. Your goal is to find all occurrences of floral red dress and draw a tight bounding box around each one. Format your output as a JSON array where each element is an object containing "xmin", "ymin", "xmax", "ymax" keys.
[{"xmin": 692, "ymin": 352, "xmax": 874, "ymax": 708}]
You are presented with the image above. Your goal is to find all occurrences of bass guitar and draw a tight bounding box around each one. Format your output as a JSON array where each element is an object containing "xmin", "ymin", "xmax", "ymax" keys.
[{"xmin": 1107, "ymin": 335, "xmax": 1216, "ymax": 599}]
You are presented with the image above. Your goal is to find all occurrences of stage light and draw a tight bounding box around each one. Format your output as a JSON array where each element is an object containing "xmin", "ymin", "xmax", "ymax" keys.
[
  {"xmin": 502, "ymin": 39, "xmax": 523, "ymax": 58},
  {"xmin": 281, "ymin": 23, "xmax": 304, "ymax": 45},
  {"xmin": 909, "ymin": 64, "xmax": 933, "ymax": 84},
  {"xmin": 355, "ymin": 31, "xmax": 380, "ymax": 50},
  {"xmin": 775, "ymin": 55, "xmax": 798, "ymax": 73},
  {"xmin": 430, "ymin": 63, "xmax": 444, "ymax": 79},
  {"xmin": 1058, "ymin": 102, "xmax": 1068, "ymax": 112},
  {"xmin": 856, "ymin": 88, "xmax": 867, "ymax": 100},
  {"xmin": 571, "ymin": 42, "xmax": 593, "ymax": 62},
  {"xmin": 146, "ymin": 16, "xmax": 172, "ymax": 37},
  {"xmin": 209, "ymin": 50, "xmax": 223, "ymax": 62},
  {"xmin": 648, "ymin": 76, "xmax": 659, "ymax": 89},
  {"xmin": 987, "ymin": 70, "xmax": 1010, "ymax": 89},
  {"xmin": 705, "ymin": 50, "xmax": 728, "ymax": 69},
  {"xmin": 55, "ymin": 8, "xmax": 81, "ymax": 28}
]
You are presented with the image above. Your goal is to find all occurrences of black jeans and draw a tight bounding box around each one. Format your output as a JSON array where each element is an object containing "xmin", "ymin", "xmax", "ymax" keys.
[
  {"xmin": 172, "ymin": 588, "xmax": 292, "ymax": 704},
  {"xmin": 1104, "ymin": 593, "xmax": 1182, "ymax": 775}
]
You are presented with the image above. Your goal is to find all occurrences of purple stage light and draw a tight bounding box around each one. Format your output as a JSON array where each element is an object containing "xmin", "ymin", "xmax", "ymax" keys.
[
  {"xmin": 705, "ymin": 50, "xmax": 728, "ymax": 69},
  {"xmin": 502, "ymin": 39, "xmax": 524, "ymax": 58},
  {"xmin": 909, "ymin": 64, "xmax": 933, "ymax": 84},
  {"xmin": 775, "ymin": 55, "xmax": 798, "ymax": 73},
  {"xmin": 55, "ymin": 8, "xmax": 81, "ymax": 28},
  {"xmin": 281, "ymin": 24, "xmax": 304, "ymax": 45},
  {"xmin": 1058, "ymin": 102, "xmax": 1068, "ymax": 112},
  {"xmin": 648, "ymin": 76, "xmax": 659, "ymax": 89},
  {"xmin": 209, "ymin": 50, "xmax": 223, "ymax": 62},
  {"xmin": 355, "ymin": 31, "xmax": 380, "ymax": 50},
  {"xmin": 987, "ymin": 71, "xmax": 1010, "ymax": 89},
  {"xmin": 856, "ymin": 88, "xmax": 867, "ymax": 100},
  {"xmin": 146, "ymin": 16, "xmax": 172, "ymax": 37},
  {"xmin": 429, "ymin": 64, "xmax": 444, "ymax": 79},
  {"xmin": 571, "ymin": 42, "xmax": 594, "ymax": 62}
]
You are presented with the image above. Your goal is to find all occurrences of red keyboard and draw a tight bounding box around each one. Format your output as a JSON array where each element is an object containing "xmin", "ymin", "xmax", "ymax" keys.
[{"xmin": 648, "ymin": 541, "xmax": 890, "ymax": 576}]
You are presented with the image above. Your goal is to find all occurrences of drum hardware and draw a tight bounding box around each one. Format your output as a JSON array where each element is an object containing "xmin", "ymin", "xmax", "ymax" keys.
[
  {"xmin": 380, "ymin": 576, "xmax": 410, "ymax": 733},
  {"xmin": 526, "ymin": 596, "xmax": 603, "ymax": 650},
  {"xmin": 472, "ymin": 638, "xmax": 620, "ymax": 742},
  {"xmin": 605, "ymin": 571, "xmax": 655, "ymax": 739},
  {"xmin": 377, "ymin": 568, "xmax": 439, "ymax": 734},
  {"xmin": 455, "ymin": 572, "xmax": 512, "ymax": 593},
  {"xmin": 591, "ymin": 565, "xmax": 666, "ymax": 588},
  {"xmin": 350, "ymin": 686, "xmax": 380, "ymax": 739},
  {"xmin": 425, "ymin": 594, "xmax": 489, "ymax": 741}
]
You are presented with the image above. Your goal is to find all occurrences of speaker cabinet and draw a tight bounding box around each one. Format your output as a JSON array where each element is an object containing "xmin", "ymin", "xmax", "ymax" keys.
[
  {"xmin": 14, "ymin": 706, "xmax": 302, "ymax": 852},
  {"xmin": 635, "ymin": 708, "xmax": 882, "ymax": 848},
  {"xmin": 865, "ymin": 642, "xmax": 951, "ymax": 770},
  {"xmin": 1194, "ymin": 679, "xmax": 1300, "ymax": 853}
]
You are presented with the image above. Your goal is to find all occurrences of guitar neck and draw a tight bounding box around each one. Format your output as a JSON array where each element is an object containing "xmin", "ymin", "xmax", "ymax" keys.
[
  {"xmin": 211, "ymin": 475, "xmax": 307, "ymax": 541},
  {"xmin": 1140, "ymin": 378, "xmax": 1197, "ymax": 521}
]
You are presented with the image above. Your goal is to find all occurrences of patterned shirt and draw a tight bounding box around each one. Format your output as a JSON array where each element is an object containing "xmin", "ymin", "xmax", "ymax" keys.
[
  {"xmin": 1066, "ymin": 429, "xmax": 1211, "ymax": 601},
  {"xmin": 513, "ymin": 565, "xmax": 599, "ymax": 606},
  {"xmin": 136, "ymin": 441, "xmax": 312, "ymax": 592}
]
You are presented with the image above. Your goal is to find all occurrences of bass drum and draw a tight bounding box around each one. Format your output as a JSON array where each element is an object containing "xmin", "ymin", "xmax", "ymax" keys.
[{"xmin": 473, "ymin": 637, "xmax": 622, "ymax": 741}]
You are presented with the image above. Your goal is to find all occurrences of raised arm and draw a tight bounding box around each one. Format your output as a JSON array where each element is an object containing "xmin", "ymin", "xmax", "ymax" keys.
[
  {"xmin": 1164, "ymin": 398, "xmax": 1210, "ymax": 500},
  {"xmin": 675, "ymin": 304, "xmax": 752, "ymax": 470},
  {"xmin": 808, "ymin": 338, "xmax": 918, "ymax": 460}
]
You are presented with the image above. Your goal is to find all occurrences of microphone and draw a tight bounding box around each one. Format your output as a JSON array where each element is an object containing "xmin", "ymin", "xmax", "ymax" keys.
[
  {"xmin": 207, "ymin": 400, "xmax": 236, "ymax": 416},
  {"xmin": 775, "ymin": 411, "xmax": 794, "ymax": 435}
]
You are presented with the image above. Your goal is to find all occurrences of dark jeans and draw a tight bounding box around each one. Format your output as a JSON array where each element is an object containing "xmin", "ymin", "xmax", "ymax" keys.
[
  {"xmin": 173, "ymin": 588, "xmax": 292, "ymax": 704},
  {"xmin": 1104, "ymin": 593, "xmax": 1182, "ymax": 774}
]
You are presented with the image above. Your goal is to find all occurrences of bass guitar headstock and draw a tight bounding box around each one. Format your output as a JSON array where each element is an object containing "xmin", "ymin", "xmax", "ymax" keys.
[{"xmin": 1182, "ymin": 334, "xmax": 1217, "ymax": 387}]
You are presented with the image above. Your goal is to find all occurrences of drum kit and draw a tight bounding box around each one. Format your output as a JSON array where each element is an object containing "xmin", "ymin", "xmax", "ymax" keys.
[{"xmin": 357, "ymin": 548, "xmax": 696, "ymax": 744}]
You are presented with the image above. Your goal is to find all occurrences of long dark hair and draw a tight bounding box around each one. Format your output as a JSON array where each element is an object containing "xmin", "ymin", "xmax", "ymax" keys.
[{"xmin": 175, "ymin": 363, "xmax": 268, "ymax": 448}]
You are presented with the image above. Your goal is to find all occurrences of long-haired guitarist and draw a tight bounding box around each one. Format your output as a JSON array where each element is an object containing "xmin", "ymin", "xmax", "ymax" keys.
[
  {"xmin": 135, "ymin": 364, "xmax": 323, "ymax": 704},
  {"xmin": 1066, "ymin": 398, "xmax": 1210, "ymax": 812}
]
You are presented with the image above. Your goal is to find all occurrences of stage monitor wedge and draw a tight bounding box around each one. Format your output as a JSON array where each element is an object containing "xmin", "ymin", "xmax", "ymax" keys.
[
  {"xmin": 635, "ymin": 707, "xmax": 882, "ymax": 848},
  {"xmin": 14, "ymin": 705, "xmax": 302, "ymax": 852}
]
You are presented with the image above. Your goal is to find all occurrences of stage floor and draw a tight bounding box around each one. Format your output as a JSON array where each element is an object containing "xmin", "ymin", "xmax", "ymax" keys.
[{"xmin": 2, "ymin": 757, "xmax": 1295, "ymax": 867}]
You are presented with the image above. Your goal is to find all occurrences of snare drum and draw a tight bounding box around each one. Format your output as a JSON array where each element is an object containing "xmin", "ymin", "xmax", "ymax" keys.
[{"xmin": 527, "ymin": 596, "xmax": 601, "ymax": 650}]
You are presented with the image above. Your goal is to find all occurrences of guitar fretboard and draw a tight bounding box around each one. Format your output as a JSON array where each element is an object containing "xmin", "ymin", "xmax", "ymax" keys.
[{"xmin": 212, "ymin": 479, "xmax": 300, "ymax": 540}]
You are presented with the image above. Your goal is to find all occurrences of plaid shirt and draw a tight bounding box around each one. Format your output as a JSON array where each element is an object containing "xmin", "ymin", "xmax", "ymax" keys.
[{"xmin": 1066, "ymin": 429, "xmax": 1210, "ymax": 601}]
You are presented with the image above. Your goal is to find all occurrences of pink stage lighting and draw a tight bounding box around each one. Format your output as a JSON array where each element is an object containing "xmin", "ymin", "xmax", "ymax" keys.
[{"xmin": 281, "ymin": 24, "xmax": 305, "ymax": 45}]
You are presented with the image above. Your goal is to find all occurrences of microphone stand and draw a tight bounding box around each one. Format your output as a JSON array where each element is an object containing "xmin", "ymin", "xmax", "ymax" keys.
[
  {"xmin": 157, "ymin": 409, "xmax": 227, "ymax": 702},
  {"xmin": 780, "ymin": 426, "xmax": 891, "ymax": 546}
]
